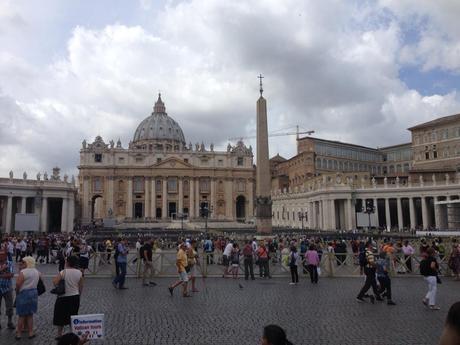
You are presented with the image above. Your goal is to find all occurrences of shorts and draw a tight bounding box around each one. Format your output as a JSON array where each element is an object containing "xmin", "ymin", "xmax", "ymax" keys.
[
  {"xmin": 179, "ymin": 271, "xmax": 189, "ymax": 282},
  {"xmin": 232, "ymin": 263, "xmax": 239, "ymax": 268}
]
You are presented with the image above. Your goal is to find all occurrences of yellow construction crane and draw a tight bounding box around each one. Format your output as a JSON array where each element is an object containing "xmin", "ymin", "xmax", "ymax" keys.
[{"xmin": 228, "ymin": 126, "xmax": 314, "ymax": 141}]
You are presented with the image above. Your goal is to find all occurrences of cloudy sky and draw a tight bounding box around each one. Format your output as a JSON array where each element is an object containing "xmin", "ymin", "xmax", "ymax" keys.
[{"xmin": 1, "ymin": 0, "xmax": 460, "ymax": 178}]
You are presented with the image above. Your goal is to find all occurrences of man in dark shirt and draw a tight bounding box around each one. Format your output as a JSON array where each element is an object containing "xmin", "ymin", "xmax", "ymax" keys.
[
  {"xmin": 142, "ymin": 239, "xmax": 156, "ymax": 287},
  {"xmin": 242, "ymin": 240, "xmax": 255, "ymax": 280}
]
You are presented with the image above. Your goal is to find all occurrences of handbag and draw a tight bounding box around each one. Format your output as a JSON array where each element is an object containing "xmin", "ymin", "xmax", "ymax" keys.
[
  {"xmin": 37, "ymin": 278, "xmax": 46, "ymax": 296},
  {"xmin": 50, "ymin": 270, "xmax": 66, "ymax": 296}
]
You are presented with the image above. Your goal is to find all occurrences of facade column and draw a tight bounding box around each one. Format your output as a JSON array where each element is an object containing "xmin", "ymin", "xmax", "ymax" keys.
[
  {"xmin": 397, "ymin": 197, "xmax": 403, "ymax": 231},
  {"xmin": 210, "ymin": 178, "xmax": 215, "ymax": 219},
  {"xmin": 144, "ymin": 178, "xmax": 150, "ymax": 218},
  {"xmin": 409, "ymin": 197, "xmax": 416, "ymax": 230},
  {"xmin": 225, "ymin": 179, "xmax": 233, "ymax": 219},
  {"xmin": 347, "ymin": 199, "xmax": 354, "ymax": 231},
  {"xmin": 421, "ymin": 196, "xmax": 428, "ymax": 230},
  {"xmin": 195, "ymin": 178, "xmax": 200, "ymax": 217},
  {"xmin": 321, "ymin": 200, "xmax": 328, "ymax": 230},
  {"xmin": 150, "ymin": 178, "xmax": 156, "ymax": 219},
  {"xmin": 67, "ymin": 195, "xmax": 75, "ymax": 231},
  {"xmin": 385, "ymin": 198, "xmax": 391, "ymax": 230},
  {"xmin": 126, "ymin": 178, "xmax": 133, "ymax": 218},
  {"xmin": 373, "ymin": 198, "xmax": 379, "ymax": 226},
  {"xmin": 248, "ymin": 179, "xmax": 254, "ymax": 219},
  {"xmin": 434, "ymin": 196, "xmax": 441, "ymax": 229},
  {"xmin": 107, "ymin": 177, "xmax": 114, "ymax": 217},
  {"xmin": 189, "ymin": 179, "xmax": 195, "ymax": 218},
  {"xmin": 308, "ymin": 202, "xmax": 314, "ymax": 229},
  {"xmin": 21, "ymin": 197, "xmax": 27, "ymax": 214},
  {"xmin": 61, "ymin": 198, "xmax": 68, "ymax": 232},
  {"xmin": 162, "ymin": 177, "xmax": 168, "ymax": 219},
  {"xmin": 5, "ymin": 196, "xmax": 12, "ymax": 233},
  {"xmin": 40, "ymin": 197, "xmax": 48, "ymax": 233},
  {"xmin": 178, "ymin": 178, "xmax": 184, "ymax": 215},
  {"xmin": 329, "ymin": 199, "xmax": 336, "ymax": 230},
  {"xmin": 82, "ymin": 177, "xmax": 90, "ymax": 221}
]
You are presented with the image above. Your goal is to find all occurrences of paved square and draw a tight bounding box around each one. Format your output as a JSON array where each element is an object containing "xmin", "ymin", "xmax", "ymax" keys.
[{"xmin": 0, "ymin": 276, "xmax": 459, "ymax": 344}]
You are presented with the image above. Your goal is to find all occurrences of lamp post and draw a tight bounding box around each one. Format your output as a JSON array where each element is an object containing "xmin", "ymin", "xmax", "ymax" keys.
[
  {"xmin": 363, "ymin": 200, "xmax": 375, "ymax": 233},
  {"xmin": 298, "ymin": 211, "xmax": 307, "ymax": 232},
  {"xmin": 178, "ymin": 212, "xmax": 185, "ymax": 232},
  {"xmin": 201, "ymin": 203, "xmax": 213, "ymax": 234}
]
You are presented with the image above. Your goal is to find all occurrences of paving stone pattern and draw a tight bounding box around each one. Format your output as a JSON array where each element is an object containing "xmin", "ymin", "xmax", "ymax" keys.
[{"xmin": 0, "ymin": 276, "xmax": 459, "ymax": 345}]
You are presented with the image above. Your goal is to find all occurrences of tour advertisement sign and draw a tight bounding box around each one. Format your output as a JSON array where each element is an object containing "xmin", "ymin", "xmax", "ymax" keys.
[{"xmin": 71, "ymin": 314, "xmax": 105, "ymax": 340}]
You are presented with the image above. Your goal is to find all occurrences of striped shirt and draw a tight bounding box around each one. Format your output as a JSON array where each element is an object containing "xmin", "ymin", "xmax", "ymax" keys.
[{"xmin": 0, "ymin": 261, "xmax": 14, "ymax": 294}]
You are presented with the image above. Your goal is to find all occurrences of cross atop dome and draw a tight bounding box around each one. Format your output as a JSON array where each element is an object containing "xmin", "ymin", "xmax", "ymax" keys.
[{"xmin": 153, "ymin": 93, "xmax": 166, "ymax": 113}]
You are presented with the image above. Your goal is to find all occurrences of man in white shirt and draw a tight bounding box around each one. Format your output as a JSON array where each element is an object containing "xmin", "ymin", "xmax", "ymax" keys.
[{"xmin": 222, "ymin": 240, "xmax": 233, "ymax": 278}]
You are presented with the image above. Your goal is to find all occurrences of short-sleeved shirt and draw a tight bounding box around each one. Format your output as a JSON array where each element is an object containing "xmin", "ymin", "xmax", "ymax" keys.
[
  {"xmin": 176, "ymin": 249, "xmax": 187, "ymax": 273},
  {"xmin": 0, "ymin": 260, "xmax": 14, "ymax": 294},
  {"xmin": 116, "ymin": 243, "xmax": 128, "ymax": 263},
  {"xmin": 59, "ymin": 268, "xmax": 82, "ymax": 297},
  {"xmin": 376, "ymin": 258, "xmax": 389, "ymax": 277}
]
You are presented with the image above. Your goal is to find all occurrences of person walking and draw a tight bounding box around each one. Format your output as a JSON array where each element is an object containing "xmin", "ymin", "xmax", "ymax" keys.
[
  {"xmin": 230, "ymin": 243, "xmax": 240, "ymax": 279},
  {"xmin": 14, "ymin": 256, "xmax": 40, "ymax": 339},
  {"xmin": 356, "ymin": 242, "xmax": 382, "ymax": 303},
  {"xmin": 242, "ymin": 240, "xmax": 255, "ymax": 280},
  {"xmin": 305, "ymin": 244, "xmax": 320, "ymax": 284},
  {"xmin": 141, "ymin": 239, "xmax": 156, "ymax": 287},
  {"xmin": 168, "ymin": 242, "xmax": 190, "ymax": 297},
  {"xmin": 402, "ymin": 240, "xmax": 414, "ymax": 273},
  {"xmin": 288, "ymin": 246, "xmax": 299, "ymax": 285},
  {"xmin": 222, "ymin": 240, "xmax": 233, "ymax": 278},
  {"xmin": 52, "ymin": 256, "xmax": 83, "ymax": 340},
  {"xmin": 204, "ymin": 236, "xmax": 214, "ymax": 265},
  {"xmin": 421, "ymin": 247, "xmax": 440, "ymax": 310},
  {"xmin": 375, "ymin": 252, "xmax": 396, "ymax": 305},
  {"xmin": 0, "ymin": 250, "xmax": 15, "ymax": 330},
  {"xmin": 186, "ymin": 240, "xmax": 199, "ymax": 292},
  {"xmin": 78, "ymin": 241, "xmax": 92, "ymax": 276},
  {"xmin": 112, "ymin": 238, "xmax": 128, "ymax": 289}
]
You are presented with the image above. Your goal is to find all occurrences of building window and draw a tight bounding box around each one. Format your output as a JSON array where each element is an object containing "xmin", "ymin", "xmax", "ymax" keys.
[
  {"xmin": 200, "ymin": 179, "xmax": 210, "ymax": 192},
  {"xmin": 425, "ymin": 152, "xmax": 430, "ymax": 160},
  {"xmin": 184, "ymin": 158, "xmax": 189, "ymax": 163},
  {"xmin": 118, "ymin": 157, "xmax": 124, "ymax": 163},
  {"xmin": 93, "ymin": 177, "xmax": 102, "ymax": 192},
  {"xmin": 167, "ymin": 178, "xmax": 177, "ymax": 193},
  {"xmin": 218, "ymin": 159, "xmax": 223, "ymax": 166},
  {"xmin": 433, "ymin": 151, "xmax": 438, "ymax": 159},
  {"xmin": 133, "ymin": 177, "xmax": 144, "ymax": 192},
  {"xmin": 237, "ymin": 180, "xmax": 245, "ymax": 192},
  {"xmin": 237, "ymin": 157, "xmax": 244, "ymax": 166},
  {"xmin": 94, "ymin": 154, "xmax": 102, "ymax": 163},
  {"xmin": 156, "ymin": 180, "xmax": 162, "ymax": 192},
  {"xmin": 157, "ymin": 158, "xmax": 162, "ymax": 164}
]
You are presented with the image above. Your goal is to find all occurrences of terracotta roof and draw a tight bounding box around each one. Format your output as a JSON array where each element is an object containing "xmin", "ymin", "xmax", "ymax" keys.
[
  {"xmin": 408, "ymin": 113, "xmax": 460, "ymax": 131},
  {"xmin": 270, "ymin": 154, "xmax": 287, "ymax": 162}
]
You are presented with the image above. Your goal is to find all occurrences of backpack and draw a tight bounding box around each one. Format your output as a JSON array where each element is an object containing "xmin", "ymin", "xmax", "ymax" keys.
[{"xmin": 420, "ymin": 259, "xmax": 430, "ymax": 276}]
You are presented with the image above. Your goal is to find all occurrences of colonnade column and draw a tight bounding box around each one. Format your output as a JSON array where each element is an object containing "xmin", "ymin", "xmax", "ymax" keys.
[
  {"xmin": 373, "ymin": 198, "xmax": 379, "ymax": 226},
  {"xmin": 397, "ymin": 198, "xmax": 403, "ymax": 231},
  {"xmin": 329, "ymin": 199, "xmax": 336, "ymax": 230},
  {"xmin": 321, "ymin": 200, "xmax": 328, "ymax": 230},
  {"xmin": 126, "ymin": 178, "xmax": 133, "ymax": 218},
  {"xmin": 308, "ymin": 202, "xmax": 314, "ymax": 229},
  {"xmin": 409, "ymin": 197, "xmax": 416, "ymax": 230},
  {"xmin": 225, "ymin": 179, "xmax": 233, "ymax": 219},
  {"xmin": 195, "ymin": 178, "xmax": 200, "ymax": 216},
  {"xmin": 434, "ymin": 197, "xmax": 442, "ymax": 229},
  {"xmin": 61, "ymin": 198, "xmax": 68, "ymax": 232},
  {"xmin": 318, "ymin": 201, "xmax": 323, "ymax": 230},
  {"xmin": 347, "ymin": 199, "xmax": 353, "ymax": 231},
  {"xmin": 144, "ymin": 178, "xmax": 150, "ymax": 218},
  {"xmin": 40, "ymin": 197, "xmax": 48, "ymax": 233},
  {"xmin": 189, "ymin": 179, "xmax": 195, "ymax": 218},
  {"xmin": 178, "ymin": 178, "xmax": 184, "ymax": 215},
  {"xmin": 21, "ymin": 197, "xmax": 27, "ymax": 214},
  {"xmin": 5, "ymin": 196, "xmax": 12, "ymax": 233},
  {"xmin": 421, "ymin": 196, "xmax": 428, "ymax": 230},
  {"xmin": 150, "ymin": 178, "xmax": 156, "ymax": 219},
  {"xmin": 82, "ymin": 177, "xmax": 90, "ymax": 220},
  {"xmin": 67, "ymin": 195, "xmax": 75, "ymax": 231},
  {"xmin": 385, "ymin": 198, "xmax": 391, "ymax": 230},
  {"xmin": 162, "ymin": 177, "xmax": 167, "ymax": 219}
]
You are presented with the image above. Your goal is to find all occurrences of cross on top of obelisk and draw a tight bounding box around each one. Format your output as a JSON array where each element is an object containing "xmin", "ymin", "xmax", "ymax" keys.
[{"xmin": 258, "ymin": 74, "xmax": 264, "ymax": 96}]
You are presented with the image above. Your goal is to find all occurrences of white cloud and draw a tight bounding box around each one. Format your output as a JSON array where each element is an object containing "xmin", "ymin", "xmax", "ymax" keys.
[{"xmin": 0, "ymin": 0, "xmax": 459, "ymax": 178}]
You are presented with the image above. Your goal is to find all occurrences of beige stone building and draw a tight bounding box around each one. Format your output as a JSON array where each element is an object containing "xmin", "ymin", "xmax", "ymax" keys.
[
  {"xmin": 271, "ymin": 112, "xmax": 460, "ymax": 231},
  {"xmin": 78, "ymin": 95, "xmax": 255, "ymax": 225},
  {"xmin": 0, "ymin": 168, "xmax": 77, "ymax": 233}
]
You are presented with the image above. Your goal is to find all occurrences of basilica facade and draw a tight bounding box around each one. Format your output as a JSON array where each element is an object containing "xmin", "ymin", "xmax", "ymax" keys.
[{"xmin": 78, "ymin": 95, "xmax": 255, "ymax": 224}]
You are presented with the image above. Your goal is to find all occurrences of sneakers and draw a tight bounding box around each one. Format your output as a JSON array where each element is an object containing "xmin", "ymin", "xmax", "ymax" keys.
[
  {"xmin": 369, "ymin": 295, "xmax": 375, "ymax": 304},
  {"xmin": 289, "ymin": 282, "xmax": 296, "ymax": 285},
  {"xmin": 149, "ymin": 281, "xmax": 157, "ymax": 286},
  {"xmin": 356, "ymin": 297, "xmax": 365, "ymax": 303}
]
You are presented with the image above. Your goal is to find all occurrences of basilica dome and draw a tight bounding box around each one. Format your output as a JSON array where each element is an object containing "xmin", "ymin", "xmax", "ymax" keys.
[{"xmin": 133, "ymin": 94, "xmax": 186, "ymax": 145}]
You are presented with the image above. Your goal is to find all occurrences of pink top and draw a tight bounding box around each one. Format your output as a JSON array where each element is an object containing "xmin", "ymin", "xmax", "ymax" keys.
[{"xmin": 305, "ymin": 250, "xmax": 320, "ymax": 266}]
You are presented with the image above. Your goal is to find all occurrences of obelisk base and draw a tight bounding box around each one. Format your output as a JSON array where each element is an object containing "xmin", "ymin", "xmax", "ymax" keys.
[{"xmin": 256, "ymin": 218, "xmax": 273, "ymax": 234}]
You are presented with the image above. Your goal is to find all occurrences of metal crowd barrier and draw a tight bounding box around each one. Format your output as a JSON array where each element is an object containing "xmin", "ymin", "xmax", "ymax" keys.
[{"xmin": 81, "ymin": 250, "xmax": 454, "ymax": 278}]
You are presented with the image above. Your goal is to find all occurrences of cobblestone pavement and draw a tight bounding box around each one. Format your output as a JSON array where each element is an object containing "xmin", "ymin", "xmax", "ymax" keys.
[{"xmin": 0, "ymin": 276, "xmax": 459, "ymax": 345}]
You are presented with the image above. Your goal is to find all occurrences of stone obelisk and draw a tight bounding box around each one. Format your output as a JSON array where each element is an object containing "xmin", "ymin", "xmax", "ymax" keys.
[{"xmin": 255, "ymin": 74, "xmax": 272, "ymax": 233}]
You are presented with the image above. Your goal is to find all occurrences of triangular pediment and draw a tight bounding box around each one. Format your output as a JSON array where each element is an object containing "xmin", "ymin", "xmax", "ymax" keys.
[{"xmin": 151, "ymin": 157, "xmax": 193, "ymax": 169}]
